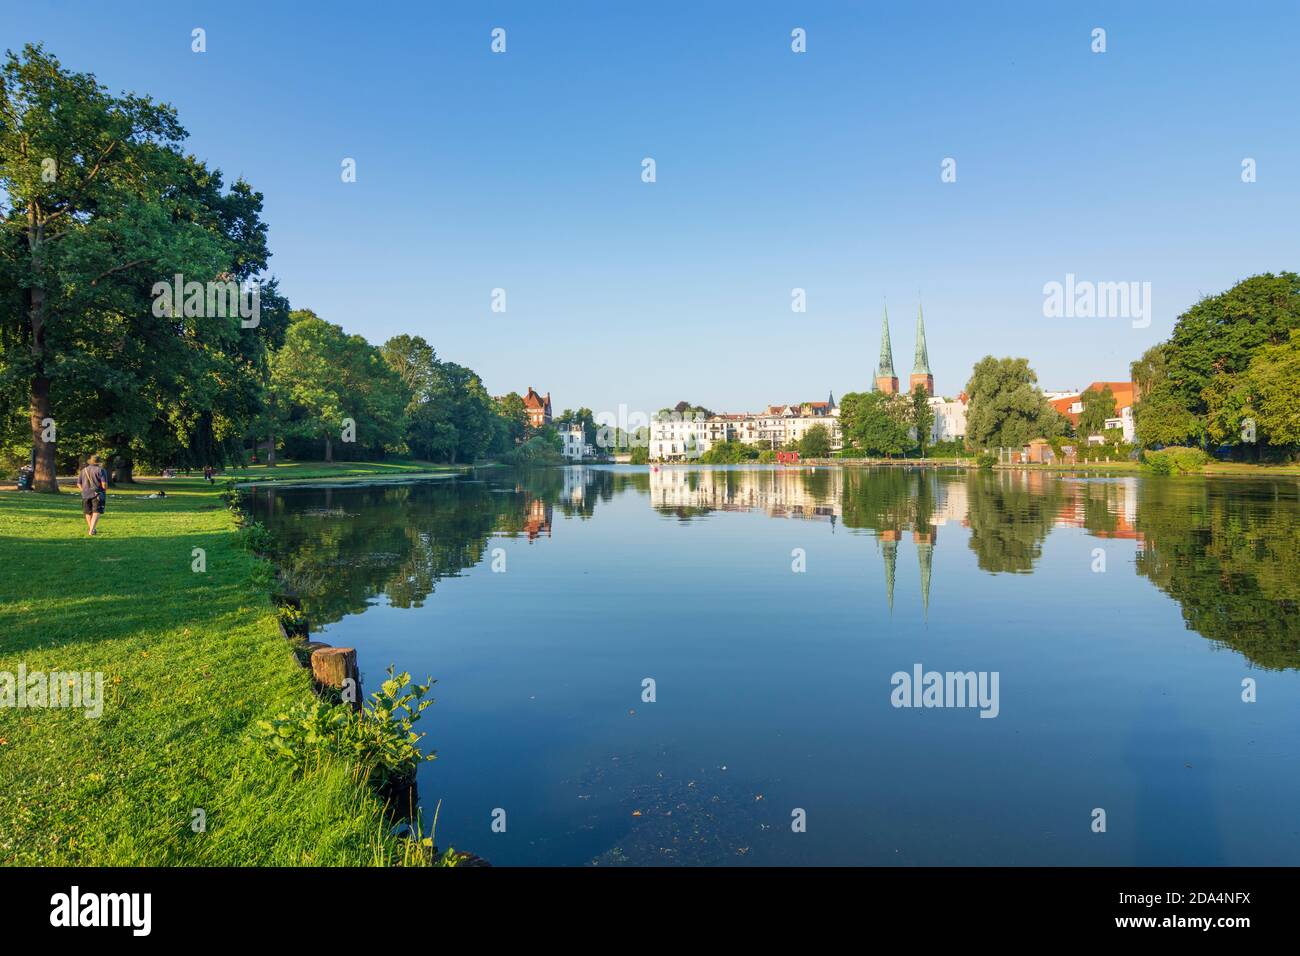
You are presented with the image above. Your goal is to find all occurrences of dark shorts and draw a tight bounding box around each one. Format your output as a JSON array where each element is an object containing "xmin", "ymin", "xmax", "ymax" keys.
[{"xmin": 83, "ymin": 494, "xmax": 105, "ymax": 515}]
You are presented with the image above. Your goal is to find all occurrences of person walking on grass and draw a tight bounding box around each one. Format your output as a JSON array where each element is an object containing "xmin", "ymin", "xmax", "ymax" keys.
[{"xmin": 77, "ymin": 455, "xmax": 109, "ymax": 536}]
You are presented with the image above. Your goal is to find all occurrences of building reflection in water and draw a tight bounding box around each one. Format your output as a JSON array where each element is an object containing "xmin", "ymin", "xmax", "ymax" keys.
[{"xmin": 646, "ymin": 465, "xmax": 1155, "ymax": 613}]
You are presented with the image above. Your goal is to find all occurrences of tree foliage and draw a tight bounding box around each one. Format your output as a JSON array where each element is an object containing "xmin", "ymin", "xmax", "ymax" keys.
[
  {"xmin": 1077, "ymin": 385, "xmax": 1117, "ymax": 439},
  {"xmin": 0, "ymin": 44, "xmax": 276, "ymax": 486},
  {"xmin": 798, "ymin": 423, "xmax": 831, "ymax": 459},
  {"xmin": 839, "ymin": 391, "xmax": 911, "ymax": 457},
  {"xmin": 1133, "ymin": 273, "xmax": 1300, "ymax": 454},
  {"xmin": 963, "ymin": 356, "xmax": 1064, "ymax": 450},
  {"xmin": 910, "ymin": 385, "xmax": 935, "ymax": 455}
]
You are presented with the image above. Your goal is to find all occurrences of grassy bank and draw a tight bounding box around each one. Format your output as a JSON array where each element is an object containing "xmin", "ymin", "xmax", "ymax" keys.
[
  {"xmin": 0, "ymin": 464, "xmax": 440, "ymax": 865},
  {"xmin": 1203, "ymin": 461, "xmax": 1300, "ymax": 477},
  {"xmin": 712, "ymin": 457, "xmax": 1298, "ymax": 477},
  {"xmin": 190, "ymin": 457, "xmax": 461, "ymax": 483},
  {"xmin": 998, "ymin": 460, "xmax": 1300, "ymax": 476}
]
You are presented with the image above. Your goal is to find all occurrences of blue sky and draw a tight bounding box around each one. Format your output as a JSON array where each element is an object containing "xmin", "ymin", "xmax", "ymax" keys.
[{"xmin": 6, "ymin": 1, "xmax": 1298, "ymax": 415}]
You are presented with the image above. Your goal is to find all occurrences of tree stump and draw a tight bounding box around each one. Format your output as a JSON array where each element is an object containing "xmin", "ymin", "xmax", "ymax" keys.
[
  {"xmin": 293, "ymin": 639, "xmax": 331, "ymax": 668},
  {"xmin": 311, "ymin": 647, "xmax": 361, "ymax": 710}
]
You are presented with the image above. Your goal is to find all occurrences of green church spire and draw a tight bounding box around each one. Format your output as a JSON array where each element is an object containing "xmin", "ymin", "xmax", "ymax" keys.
[
  {"xmin": 877, "ymin": 306, "xmax": 896, "ymax": 378},
  {"xmin": 913, "ymin": 304, "xmax": 931, "ymax": 376},
  {"xmin": 882, "ymin": 536, "xmax": 898, "ymax": 613},
  {"xmin": 916, "ymin": 534, "xmax": 933, "ymax": 617}
]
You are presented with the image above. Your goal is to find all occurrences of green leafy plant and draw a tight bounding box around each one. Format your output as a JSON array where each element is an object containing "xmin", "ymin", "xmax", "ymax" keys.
[
  {"xmin": 976, "ymin": 451, "xmax": 998, "ymax": 470},
  {"xmin": 220, "ymin": 478, "xmax": 243, "ymax": 508},
  {"xmin": 236, "ymin": 520, "xmax": 275, "ymax": 554},
  {"xmin": 253, "ymin": 667, "xmax": 437, "ymax": 792},
  {"xmin": 276, "ymin": 603, "xmax": 308, "ymax": 636},
  {"xmin": 1143, "ymin": 446, "xmax": 1209, "ymax": 475},
  {"xmin": 247, "ymin": 558, "xmax": 277, "ymax": 592}
]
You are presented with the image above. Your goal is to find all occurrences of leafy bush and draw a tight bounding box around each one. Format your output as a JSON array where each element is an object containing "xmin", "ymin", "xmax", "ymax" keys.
[
  {"xmin": 1143, "ymin": 446, "xmax": 1209, "ymax": 475},
  {"xmin": 976, "ymin": 452, "xmax": 998, "ymax": 470},
  {"xmin": 236, "ymin": 520, "xmax": 275, "ymax": 554},
  {"xmin": 247, "ymin": 558, "xmax": 277, "ymax": 592},
  {"xmin": 927, "ymin": 440, "xmax": 968, "ymax": 459},
  {"xmin": 254, "ymin": 667, "xmax": 437, "ymax": 792},
  {"xmin": 697, "ymin": 440, "xmax": 762, "ymax": 464},
  {"xmin": 277, "ymin": 603, "xmax": 308, "ymax": 637},
  {"xmin": 499, "ymin": 436, "xmax": 564, "ymax": 466},
  {"xmin": 220, "ymin": 478, "xmax": 243, "ymax": 508},
  {"xmin": 1076, "ymin": 441, "xmax": 1137, "ymax": 463}
]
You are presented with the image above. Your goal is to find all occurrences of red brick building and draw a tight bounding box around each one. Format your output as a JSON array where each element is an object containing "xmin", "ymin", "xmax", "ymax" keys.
[{"xmin": 523, "ymin": 387, "xmax": 552, "ymax": 428}]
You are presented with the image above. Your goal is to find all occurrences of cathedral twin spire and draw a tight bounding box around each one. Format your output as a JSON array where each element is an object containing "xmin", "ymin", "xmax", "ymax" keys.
[{"xmin": 875, "ymin": 304, "xmax": 932, "ymax": 395}]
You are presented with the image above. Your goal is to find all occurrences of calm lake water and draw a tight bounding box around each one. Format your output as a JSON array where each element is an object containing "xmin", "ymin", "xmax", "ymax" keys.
[{"xmin": 251, "ymin": 465, "xmax": 1300, "ymax": 866}]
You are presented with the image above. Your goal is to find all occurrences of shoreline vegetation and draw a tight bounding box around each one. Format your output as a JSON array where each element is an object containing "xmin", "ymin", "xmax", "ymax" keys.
[
  {"xmin": 0, "ymin": 460, "xmax": 474, "ymax": 866},
  {"xmin": 652, "ymin": 456, "xmax": 1300, "ymax": 477}
]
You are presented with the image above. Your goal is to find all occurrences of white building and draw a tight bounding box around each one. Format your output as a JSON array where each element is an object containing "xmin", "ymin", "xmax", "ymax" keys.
[
  {"xmin": 648, "ymin": 416, "xmax": 713, "ymax": 461},
  {"xmin": 1095, "ymin": 407, "xmax": 1136, "ymax": 444},
  {"xmin": 927, "ymin": 395, "xmax": 968, "ymax": 444},
  {"xmin": 558, "ymin": 423, "xmax": 592, "ymax": 461},
  {"xmin": 648, "ymin": 399, "xmax": 843, "ymax": 462}
]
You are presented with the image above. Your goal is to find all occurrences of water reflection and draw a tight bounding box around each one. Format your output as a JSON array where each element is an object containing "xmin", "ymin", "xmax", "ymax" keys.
[
  {"xmin": 252, "ymin": 465, "xmax": 1300, "ymax": 670},
  {"xmin": 1133, "ymin": 479, "xmax": 1300, "ymax": 670}
]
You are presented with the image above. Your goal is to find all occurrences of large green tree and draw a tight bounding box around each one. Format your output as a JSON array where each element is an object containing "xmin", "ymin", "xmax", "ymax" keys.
[
  {"xmin": 274, "ymin": 311, "xmax": 407, "ymax": 461},
  {"xmin": 432, "ymin": 362, "xmax": 497, "ymax": 464},
  {"xmin": 839, "ymin": 391, "xmax": 911, "ymax": 457},
  {"xmin": 1134, "ymin": 273, "xmax": 1300, "ymax": 453},
  {"xmin": 380, "ymin": 334, "xmax": 452, "ymax": 461},
  {"xmin": 1246, "ymin": 332, "xmax": 1300, "ymax": 448},
  {"xmin": 963, "ymin": 356, "xmax": 1064, "ymax": 450},
  {"xmin": 910, "ymin": 384, "xmax": 935, "ymax": 456},
  {"xmin": 494, "ymin": 391, "xmax": 529, "ymax": 450},
  {"xmin": 798, "ymin": 423, "xmax": 832, "ymax": 458},
  {"xmin": 0, "ymin": 44, "xmax": 278, "ymax": 487},
  {"xmin": 1077, "ymin": 385, "xmax": 1117, "ymax": 439}
]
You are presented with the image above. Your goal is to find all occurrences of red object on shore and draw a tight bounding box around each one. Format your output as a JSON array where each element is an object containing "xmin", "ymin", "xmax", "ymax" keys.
[{"xmin": 776, "ymin": 451, "xmax": 800, "ymax": 465}]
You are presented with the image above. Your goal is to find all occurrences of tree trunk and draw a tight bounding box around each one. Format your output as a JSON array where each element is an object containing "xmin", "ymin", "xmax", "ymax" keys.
[
  {"xmin": 29, "ymin": 374, "xmax": 58, "ymax": 493},
  {"xmin": 267, "ymin": 394, "xmax": 277, "ymax": 466},
  {"xmin": 111, "ymin": 458, "xmax": 134, "ymax": 485},
  {"xmin": 28, "ymin": 216, "xmax": 59, "ymax": 493},
  {"xmin": 324, "ymin": 435, "xmax": 333, "ymax": 463}
]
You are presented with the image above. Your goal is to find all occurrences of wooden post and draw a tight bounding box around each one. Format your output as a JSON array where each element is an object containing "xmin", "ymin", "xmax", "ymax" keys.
[{"xmin": 311, "ymin": 647, "xmax": 361, "ymax": 711}]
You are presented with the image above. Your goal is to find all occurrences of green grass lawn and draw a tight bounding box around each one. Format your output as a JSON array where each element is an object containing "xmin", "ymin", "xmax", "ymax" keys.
[
  {"xmin": 1018, "ymin": 460, "xmax": 1300, "ymax": 476},
  {"xmin": 0, "ymin": 470, "xmax": 415, "ymax": 865},
  {"xmin": 179, "ymin": 457, "xmax": 462, "ymax": 483},
  {"xmin": 1203, "ymin": 460, "xmax": 1300, "ymax": 477}
]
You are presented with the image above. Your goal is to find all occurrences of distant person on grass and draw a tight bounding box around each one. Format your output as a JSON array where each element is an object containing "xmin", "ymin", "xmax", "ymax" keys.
[{"xmin": 78, "ymin": 455, "xmax": 109, "ymax": 536}]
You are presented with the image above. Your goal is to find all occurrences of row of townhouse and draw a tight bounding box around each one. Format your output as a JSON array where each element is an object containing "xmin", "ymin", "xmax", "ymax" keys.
[
  {"xmin": 649, "ymin": 393, "xmax": 970, "ymax": 462},
  {"xmin": 649, "ymin": 398, "xmax": 843, "ymax": 461}
]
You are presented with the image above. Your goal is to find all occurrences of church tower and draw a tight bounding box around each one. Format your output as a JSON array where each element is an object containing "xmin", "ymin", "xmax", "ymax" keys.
[
  {"xmin": 910, "ymin": 305, "xmax": 934, "ymax": 396},
  {"xmin": 874, "ymin": 307, "xmax": 899, "ymax": 395}
]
